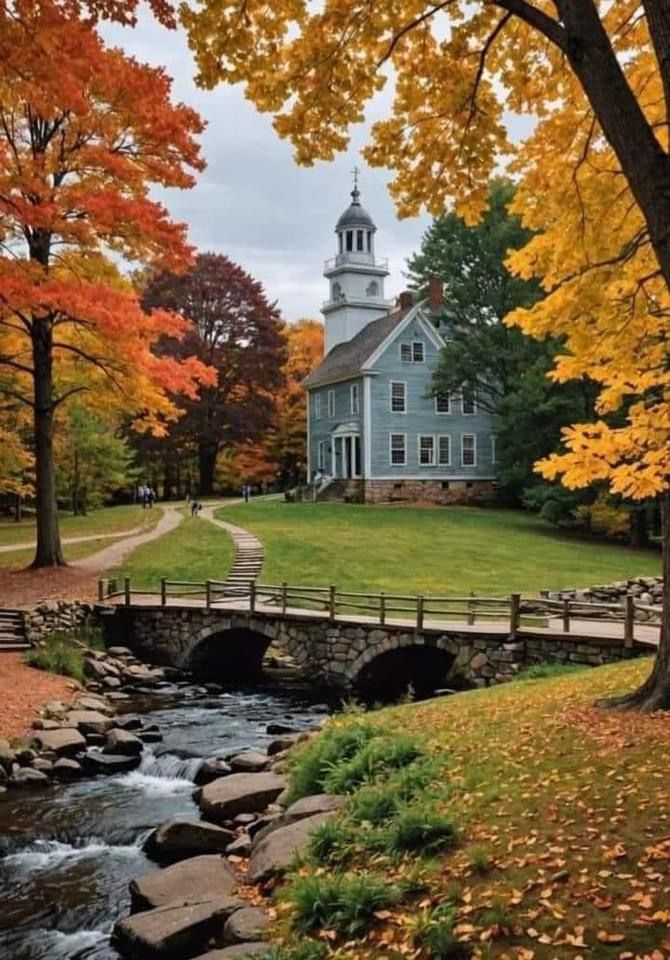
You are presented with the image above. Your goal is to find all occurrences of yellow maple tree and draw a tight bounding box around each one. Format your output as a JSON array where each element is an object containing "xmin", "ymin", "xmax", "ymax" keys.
[{"xmin": 183, "ymin": 1, "xmax": 670, "ymax": 710}]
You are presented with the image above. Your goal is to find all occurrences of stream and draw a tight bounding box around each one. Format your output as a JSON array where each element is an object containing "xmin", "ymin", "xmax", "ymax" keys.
[{"xmin": 0, "ymin": 683, "xmax": 330, "ymax": 960}]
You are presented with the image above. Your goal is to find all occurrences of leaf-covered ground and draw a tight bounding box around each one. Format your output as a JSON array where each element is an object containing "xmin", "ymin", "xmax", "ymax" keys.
[{"xmin": 270, "ymin": 657, "xmax": 670, "ymax": 960}]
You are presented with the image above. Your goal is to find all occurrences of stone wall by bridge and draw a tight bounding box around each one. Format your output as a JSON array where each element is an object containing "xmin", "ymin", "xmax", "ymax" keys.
[{"xmin": 103, "ymin": 604, "xmax": 643, "ymax": 694}]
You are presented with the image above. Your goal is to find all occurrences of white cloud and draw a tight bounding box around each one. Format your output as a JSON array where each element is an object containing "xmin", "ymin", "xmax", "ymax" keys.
[{"xmin": 103, "ymin": 16, "xmax": 432, "ymax": 321}]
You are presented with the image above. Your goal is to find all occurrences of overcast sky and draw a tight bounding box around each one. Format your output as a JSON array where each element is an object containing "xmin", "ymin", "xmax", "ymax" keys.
[{"xmin": 103, "ymin": 18, "xmax": 433, "ymax": 323}]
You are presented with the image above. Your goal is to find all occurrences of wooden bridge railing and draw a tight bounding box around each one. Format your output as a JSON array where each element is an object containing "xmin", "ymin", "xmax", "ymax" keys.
[{"xmin": 98, "ymin": 577, "xmax": 661, "ymax": 647}]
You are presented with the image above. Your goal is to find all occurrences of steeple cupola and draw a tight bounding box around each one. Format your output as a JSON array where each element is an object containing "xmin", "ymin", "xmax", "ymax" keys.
[{"xmin": 322, "ymin": 172, "xmax": 391, "ymax": 354}]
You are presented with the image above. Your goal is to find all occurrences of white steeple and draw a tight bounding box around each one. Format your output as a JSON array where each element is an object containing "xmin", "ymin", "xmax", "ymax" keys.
[{"xmin": 322, "ymin": 170, "xmax": 391, "ymax": 354}]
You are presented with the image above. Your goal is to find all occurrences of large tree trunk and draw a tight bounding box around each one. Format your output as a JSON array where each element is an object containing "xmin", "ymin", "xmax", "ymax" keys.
[
  {"xmin": 31, "ymin": 320, "xmax": 65, "ymax": 567},
  {"xmin": 599, "ymin": 490, "xmax": 670, "ymax": 711},
  {"xmin": 198, "ymin": 440, "xmax": 218, "ymax": 495}
]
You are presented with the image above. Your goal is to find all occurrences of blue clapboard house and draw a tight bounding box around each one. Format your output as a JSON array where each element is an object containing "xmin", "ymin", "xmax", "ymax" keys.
[{"xmin": 304, "ymin": 183, "xmax": 497, "ymax": 504}]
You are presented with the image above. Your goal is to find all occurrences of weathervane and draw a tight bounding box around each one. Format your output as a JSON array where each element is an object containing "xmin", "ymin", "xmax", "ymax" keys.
[{"xmin": 351, "ymin": 164, "xmax": 361, "ymax": 200}]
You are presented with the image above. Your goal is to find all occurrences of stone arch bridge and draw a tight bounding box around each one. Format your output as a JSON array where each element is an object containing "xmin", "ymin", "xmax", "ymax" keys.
[{"xmin": 102, "ymin": 596, "xmax": 646, "ymax": 699}]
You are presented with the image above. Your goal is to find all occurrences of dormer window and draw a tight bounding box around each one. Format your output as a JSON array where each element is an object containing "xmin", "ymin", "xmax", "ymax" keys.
[{"xmin": 399, "ymin": 340, "xmax": 425, "ymax": 362}]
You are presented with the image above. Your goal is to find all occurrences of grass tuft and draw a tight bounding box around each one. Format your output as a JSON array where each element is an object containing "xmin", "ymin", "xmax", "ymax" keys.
[
  {"xmin": 386, "ymin": 805, "xmax": 459, "ymax": 855},
  {"xmin": 515, "ymin": 661, "xmax": 586, "ymax": 681},
  {"xmin": 410, "ymin": 903, "xmax": 468, "ymax": 959},
  {"xmin": 25, "ymin": 633, "xmax": 85, "ymax": 683},
  {"xmin": 286, "ymin": 872, "xmax": 399, "ymax": 935}
]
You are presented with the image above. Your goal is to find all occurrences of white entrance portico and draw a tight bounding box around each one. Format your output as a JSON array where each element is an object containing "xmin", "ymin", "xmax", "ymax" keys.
[{"xmin": 330, "ymin": 422, "xmax": 361, "ymax": 479}]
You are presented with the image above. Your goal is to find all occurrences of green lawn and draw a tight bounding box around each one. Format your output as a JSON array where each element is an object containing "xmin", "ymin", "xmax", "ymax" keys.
[
  {"xmin": 0, "ymin": 537, "xmax": 127, "ymax": 569},
  {"xmin": 107, "ymin": 513, "xmax": 234, "ymax": 589},
  {"xmin": 218, "ymin": 501, "xmax": 660, "ymax": 596},
  {"xmin": 0, "ymin": 504, "xmax": 158, "ymax": 549}
]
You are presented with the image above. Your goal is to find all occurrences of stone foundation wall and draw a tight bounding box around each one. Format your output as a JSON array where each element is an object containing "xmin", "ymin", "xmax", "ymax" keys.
[
  {"xmin": 363, "ymin": 479, "xmax": 495, "ymax": 506},
  {"xmin": 24, "ymin": 600, "xmax": 97, "ymax": 645}
]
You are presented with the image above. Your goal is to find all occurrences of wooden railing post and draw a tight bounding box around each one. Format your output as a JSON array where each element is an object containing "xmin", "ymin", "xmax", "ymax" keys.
[
  {"xmin": 249, "ymin": 581, "xmax": 256, "ymax": 613},
  {"xmin": 468, "ymin": 591, "xmax": 475, "ymax": 625},
  {"xmin": 624, "ymin": 595, "xmax": 635, "ymax": 648},
  {"xmin": 416, "ymin": 595, "xmax": 424, "ymax": 632},
  {"xmin": 509, "ymin": 593, "xmax": 520, "ymax": 639},
  {"xmin": 108, "ymin": 578, "xmax": 117, "ymax": 597},
  {"xmin": 124, "ymin": 577, "xmax": 131, "ymax": 607},
  {"xmin": 329, "ymin": 584, "xmax": 336, "ymax": 622},
  {"xmin": 281, "ymin": 582, "xmax": 288, "ymax": 615},
  {"xmin": 379, "ymin": 593, "xmax": 386, "ymax": 626},
  {"xmin": 562, "ymin": 598, "xmax": 570, "ymax": 633},
  {"xmin": 97, "ymin": 579, "xmax": 105, "ymax": 602},
  {"xmin": 160, "ymin": 578, "xmax": 167, "ymax": 607},
  {"xmin": 206, "ymin": 580, "xmax": 212, "ymax": 609}
]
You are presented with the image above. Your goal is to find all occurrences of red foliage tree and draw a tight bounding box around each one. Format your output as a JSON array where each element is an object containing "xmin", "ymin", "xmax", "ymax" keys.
[
  {"xmin": 142, "ymin": 254, "xmax": 287, "ymax": 494},
  {"xmin": 0, "ymin": 1, "xmax": 212, "ymax": 567}
]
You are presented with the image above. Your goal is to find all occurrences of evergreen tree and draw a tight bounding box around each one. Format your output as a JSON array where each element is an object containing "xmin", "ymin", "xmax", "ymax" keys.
[{"xmin": 407, "ymin": 181, "xmax": 594, "ymax": 507}]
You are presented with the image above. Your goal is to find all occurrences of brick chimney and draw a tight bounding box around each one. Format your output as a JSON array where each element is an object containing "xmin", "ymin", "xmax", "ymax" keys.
[
  {"xmin": 428, "ymin": 277, "xmax": 443, "ymax": 310},
  {"xmin": 398, "ymin": 290, "xmax": 414, "ymax": 310}
]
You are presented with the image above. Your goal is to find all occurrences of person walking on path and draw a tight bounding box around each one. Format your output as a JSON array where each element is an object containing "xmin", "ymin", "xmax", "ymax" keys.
[
  {"xmin": 147, "ymin": 487, "xmax": 155, "ymax": 509},
  {"xmin": 242, "ymin": 484, "xmax": 250, "ymax": 503}
]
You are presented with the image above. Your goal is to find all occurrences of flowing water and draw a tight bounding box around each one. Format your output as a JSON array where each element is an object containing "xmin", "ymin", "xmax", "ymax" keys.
[{"xmin": 0, "ymin": 683, "xmax": 330, "ymax": 960}]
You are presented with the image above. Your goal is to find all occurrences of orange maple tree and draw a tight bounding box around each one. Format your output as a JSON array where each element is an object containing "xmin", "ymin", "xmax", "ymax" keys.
[{"xmin": 0, "ymin": 0, "xmax": 214, "ymax": 567}]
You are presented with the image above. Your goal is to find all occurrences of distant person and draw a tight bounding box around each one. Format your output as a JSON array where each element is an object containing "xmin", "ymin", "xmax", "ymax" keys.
[
  {"xmin": 191, "ymin": 500, "xmax": 201, "ymax": 517},
  {"xmin": 242, "ymin": 484, "xmax": 250, "ymax": 504},
  {"xmin": 147, "ymin": 487, "xmax": 155, "ymax": 509}
]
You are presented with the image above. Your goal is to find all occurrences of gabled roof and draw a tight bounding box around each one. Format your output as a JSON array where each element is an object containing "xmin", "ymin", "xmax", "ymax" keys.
[{"xmin": 303, "ymin": 305, "xmax": 412, "ymax": 389}]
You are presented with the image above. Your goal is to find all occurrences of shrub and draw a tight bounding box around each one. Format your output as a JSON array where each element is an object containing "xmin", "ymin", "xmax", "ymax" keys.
[
  {"xmin": 387, "ymin": 806, "xmax": 458, "ymax": 856},
  {"xmin": 25, "ymin": 634, "xmax": 85, "ymax": 683},
  {"xmin": 411, "ymin": 903, "xmax": 469, "ymax": 959},
  {"xmin": 286, "ymin": 872, "xmax": 399, "ymax": 935}
]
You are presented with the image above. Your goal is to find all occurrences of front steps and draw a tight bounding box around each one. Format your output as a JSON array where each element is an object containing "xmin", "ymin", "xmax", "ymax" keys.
[{"xmin": 0, "ymin": 609, "xmax": 30, "ymax": 651}]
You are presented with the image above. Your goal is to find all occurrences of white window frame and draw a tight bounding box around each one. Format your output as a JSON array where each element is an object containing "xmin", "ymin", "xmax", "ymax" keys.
[
  {"xmin": 490, "ymin": 434, "xmax": 497, "ymax": 464},
  {"xmin": 437, "ymin": 434, "xmax": 451, "ymax": 466},
  {"xmin": 389, "ymin": 432, "xmax": 407, "ymax": 466},
  {"xmin": 461, "ymin": 390, "xmax": 477, "ymax": 415},
  {"xmin": 399, "ymin": 342, "xmax": 412, "ymax": 363},
  {"xmin": 327, "ymin": 390, "xmax": 335, "ymax": 418},
  {"xmin": 412, "ymin": 340, "xmax": 425, "ymax": 362},
  {"xmin": 314, "ymin": 393, "xmax": 321, "ymax": 420},
  {"xmin": 435, "ymin": 392, "xmax": 451, "ymax": 415},
  {"xmin": 418, "ymin": 434, "xmax": 435, "ymax": 467},
  {"xmin": 350, "ymin": 383, "xmax": 360, "ymax": 415},
  {"xmin": 390, "ymin": 380, "xmax": 407, "ymax": 414},
  {"xmin": 461, "ymin": 433, "xmax": 477, "ymax": 467}
]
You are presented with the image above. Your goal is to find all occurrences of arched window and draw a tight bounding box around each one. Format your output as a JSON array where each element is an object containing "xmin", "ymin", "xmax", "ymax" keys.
[
  {"xmin": 332, "ymin": 281, "xmax": 343, "ymax": 301},
  {"xmin": 346, "ymin": 231, "xmax": 353, "ymax": 252},
  {"xmin": 366, "ymin": 280, "xmax": 379, "ymax": 297},
  {"xmin": 357, "ymin": 230, "xmax": 364, "ymax": 251}
]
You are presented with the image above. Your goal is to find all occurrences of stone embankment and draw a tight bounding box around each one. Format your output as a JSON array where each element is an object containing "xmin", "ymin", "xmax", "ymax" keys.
[
  {"xmin": 543, "ymin": 576, "xmax": 663, "ymax": 622},
  {"xmin": 546, "ymin": 575, "xmax": 662, "ymax": 605},
  {"xmin": 113, "ymin": 724, "xmax": 338, "ymax": 960},
  {"xmin": 0, "ymin": 644, "xmax": 173, "ymax": 793}
]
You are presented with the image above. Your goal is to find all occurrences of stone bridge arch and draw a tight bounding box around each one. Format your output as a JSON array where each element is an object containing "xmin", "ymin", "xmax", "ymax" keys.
[
  {"xmin": 182, "ymin": 618, "xmax": 281, "ymax": 682},
  {"xmin": 342, "ymin": 633, "xmax": 463, "ymax": 701}
]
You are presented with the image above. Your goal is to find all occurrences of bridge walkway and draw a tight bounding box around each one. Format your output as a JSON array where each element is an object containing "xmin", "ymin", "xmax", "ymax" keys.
[{"xmin": 104, "ymin": 592, "xmax": 659, "ymax": 650}]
